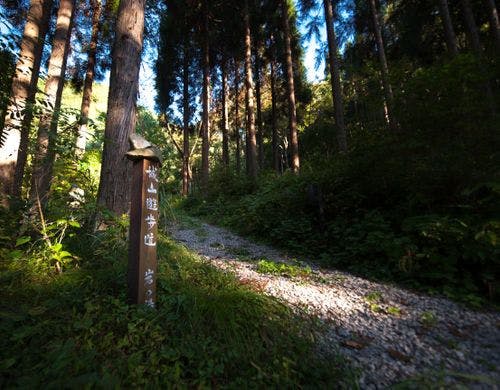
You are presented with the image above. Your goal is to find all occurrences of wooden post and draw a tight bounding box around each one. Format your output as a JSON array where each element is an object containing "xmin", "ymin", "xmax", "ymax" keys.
[{"xmin": 128, "ymin": 158, "xmax": 160, "ymax": 307}]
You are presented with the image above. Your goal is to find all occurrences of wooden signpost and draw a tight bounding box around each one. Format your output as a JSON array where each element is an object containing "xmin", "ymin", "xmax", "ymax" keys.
[{"xmin": 126, "ymin": 135, "xmax": 162, "ymax": 307}]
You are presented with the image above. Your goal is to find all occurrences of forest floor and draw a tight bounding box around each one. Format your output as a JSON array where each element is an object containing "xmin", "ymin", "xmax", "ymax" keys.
[{"xmin": 166, "ymin": 214, "xmax": 500, "ymax": 388}]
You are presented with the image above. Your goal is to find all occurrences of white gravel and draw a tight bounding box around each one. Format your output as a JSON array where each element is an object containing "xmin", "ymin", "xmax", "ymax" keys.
[{"xmin": 167, "ymin": 218, "xmax": 500, "ymax": 389}]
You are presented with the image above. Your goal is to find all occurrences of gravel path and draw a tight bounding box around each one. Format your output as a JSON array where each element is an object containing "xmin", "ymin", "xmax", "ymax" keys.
[{"xmin": 167, "ymin": 218, "xmax": 500, "ymax": 389}]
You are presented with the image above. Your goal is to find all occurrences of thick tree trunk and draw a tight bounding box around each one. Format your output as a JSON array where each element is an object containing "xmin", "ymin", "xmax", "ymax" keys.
[
  {"xmin": 369, "ymin": 0, "xmax": 397, "ymax": 131},
  {"xmin": 244, "ymin": 0, "xmax": 257, "ymax": 179},
  {"xmin": 323, "ymin": 0, "xmax": 347, "ymax": 152},
  {"xmin": 96, "ymin": 0, "xmax": 145, "ymax": 215},
  {"xmin": 485, "ymin": 0, "xmax": 500, "ymax": 49},
  {"xmin": 438, "ymin": 0, "xmax": 458, "ymax": 56},
  {"xmin": 0, "ymin": 0, "xmax": 52, "ymax": 206},
  {"xmin": 221, "ymin": 57, "xmax": 229, "ymax": 168},
  {"xmin": 76, "ymin": 0, "xmax": 102, "ymax": 157},
  {"xmin": 29, "ymin": 0, "xmax": 75, "ymax": 206},
  {"xmin": 254, "ymin": 44, "xmax": 264, "ymax": 169},
  {"xmin": 270, "ymin": 58, "xmax": 279, "ymax": 173},
  {"xmin": 234, "ymin": 60, "xmax": 241, "ymax": 173},
  {"xmin": 182, "ymin": 44, "xmax": 190, "ymax": 197},
  {"xmin": 201, "ymin": 0, "xmax": 210, "ymax": 191},
  {"xmin": 281, "ymin": 0, "xmax": 299, "ymax": 172}
]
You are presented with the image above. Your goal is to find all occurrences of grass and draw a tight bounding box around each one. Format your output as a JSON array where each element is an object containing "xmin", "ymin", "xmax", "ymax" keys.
[
  {"xmin": 0, "ymin": 223, "xmax": 356, "ymax": 388},
  {"xmin": 256, "ymin": 259, "xmax": 312, "ymax": 278}
]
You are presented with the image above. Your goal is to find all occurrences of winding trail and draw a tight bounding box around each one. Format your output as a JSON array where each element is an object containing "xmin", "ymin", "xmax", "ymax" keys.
[{"xmin": 166, "ymin": 217, "xmax": 500, "ymax": 388}]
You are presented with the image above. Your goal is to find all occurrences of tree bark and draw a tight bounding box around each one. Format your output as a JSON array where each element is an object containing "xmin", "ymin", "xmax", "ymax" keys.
[
  {"xmin": 461, "ymin": 0, "xmax": 497, "ymax": 115},
  {"xmin": 438, "ymin": 0, "xmax": 458, "ymax": 56},
  {"xmin": 76, "ymin": 0, "xmax": 102, "ymax": 157},
  {"xmin": 254, "ymin": 43, "xmax": 264, "ymax": 169},
  {"xmin": 369, "ymin": 0, "xmax": 397, "ymax": 131},
  {"xmin": 201, "ymin": 0, "xmax": 210, "ymax": 191},
  {"xmin": 281, "ymin": 0, "xmax": 299, "ymax": 172},
  {"xmin": 234, "ymin": 59, "xmax": 241, "ymax": 174},
  {"xmin": 182, "ymin": 42, "xmax": 190, "ymax": 196},
  {"xmin": 0, "ymin": 0, "xmax": 53, "ymax": 206},
  {"xmin": 29, "ymin": 0, "xmax": 75, "ymax": 206},
  {"xmin": 244, "ymin": 0, "xmax": 257, "ymax": 179},
  {"xmin": 485, "ymin": 0, "xmax": 500, "ymax": 49},
  {"xmin": 323, "ymin": 0, "xmax": 347, "ymax": 152},
  {"xmin": 462, "ymin": 0, "xmax": 482, "ymax": 53},
  {"xmin": 270, "ymin": 58, "xmax": 280, "ymax": 173},
  {"xmin": 221, "ymin": 56, "xmax": 229, "ymax": 168},
  {"xmin": 96, "ymin": 0, "xmax": 146, "ymax": 215}
]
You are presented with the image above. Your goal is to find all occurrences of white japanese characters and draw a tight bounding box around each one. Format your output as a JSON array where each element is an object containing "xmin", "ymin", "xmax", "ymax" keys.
[
  {"xmin": 144, "ymin": 232, "xmax": 156, "ymax": 247},
  {"xmin": 144, "ymin": 268, "xmax": 154, "ymax": 285},
  {"xmin": 144, "ymin": 269, "xmax": 155, "ymax": 307},
  {"xmin": 147, "ymin": 182, "xmax": 157, "ymax": 194},
  {"xmin": 138, "ymin": 161, "xmax": 159, "ymax": 308},
  {"xmin": 146, "ymin": 165, "xmax": 159, "ymax": 182},
  {"xmin": 145, "ymin": 214, "xmax": 156, "ymax": 230},
  {"xmin": 145, "ymin": 197, "xmax": 158, "ymax": 211}
]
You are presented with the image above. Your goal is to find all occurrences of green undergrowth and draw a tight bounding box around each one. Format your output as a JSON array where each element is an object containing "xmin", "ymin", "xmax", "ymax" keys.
[
  {"xmin": 179, "ymin": 126, "xmax": 500, "ymax": 308},
  {"xmin": 0, "ymin": 217, "xmax": 356, "ymax": 388},
  {"xmin": 257, "ymin": 259, "xmax": 312, "ymax": 278}
]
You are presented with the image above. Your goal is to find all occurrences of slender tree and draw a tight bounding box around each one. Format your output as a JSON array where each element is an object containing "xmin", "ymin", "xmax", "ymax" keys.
[
  {"xmin": 270, "ymin": 56, "xmax": 280, "ymax": 173},
  {"xmin": 485, "ymin": 0, "xmax": 500, "ymax": 49},
  {"xmin": 182, "ymin": 41, "xmax": 191, "ymax": 196},
  {"xmin": 462, "ymin": 0, "xmax": 482, "ymax": 53},
  {"xmin": 369, "ymin": 0, "xmax": 397, "ymax": 131},
  {"xmin": 96, "ymin": 0, "xmax": 146, "ymax": 215},
  {"xmin": 254, "ymin": 42, "xmax": 264, "ymax": 168},
  {"xmin": 76, "ymin": 0, "xmax": 102, "ymax": 157},
  {"xmin": 323, "ymin": 0, "xmax": 347, "ymax": 152},
  {"xmin": 438, "ymin": 0, "xmax": 458, "ymax": 56},
  {"xmin": 281, "ymin": 0, "xmax": 299, "ymax": 172},
  {"xmin": 244, "ymin": 0, "xmax": 258, "ymax": 179},
  {"xmin": 201, "ymin": 0, "xmax": 210, "ymax": 189},
  {"xmin": 233, "ymin": 59, "xmax": 242, "ymax": 173},
  {"xmin": 29, "ymin": 0, "xmax": 76, "ymax": 206},
  {"xmin": 0, "ymin": 0, "xmax": 53, "ymax": 206},
  {"xmin": 221, "ymin": 55, "xmax": 230, "ymax": 168}
]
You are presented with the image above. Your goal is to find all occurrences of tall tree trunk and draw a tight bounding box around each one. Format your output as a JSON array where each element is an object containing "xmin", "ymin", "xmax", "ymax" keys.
[
  {"xmin": 221, "ymin": 57, "xmax": 229, "ymax": 168},
  {"xmin": 201, "ymin": 1, "xmax": 210, "ymax": 191},
  {"xmin": 281, "ymin": 0, "xmax": 299, "ymax": 172},
  {"xmin": 96, "ymin": 0, "xmax": 146, "ymax": 215},
  {"xmin": 76, "ymin": 0, "xmax": 102, "ymax": 157},
  {"xmin": 29, "ymin": 0, "xmax": 75, "ymax": 206},
  {"xmin": 0, "ymin": 0, "xmax": 53, "ymax": 206},
  {"xmin": 323, "ymin": 0, "xmax": 347, "ymax": 152},
  {"xmin": 254, "ymin": 43, "xmax": 264, "ymax": 169},
  {"xmin": 369, "ymin": 0, "xmax": 397, "ymax": 131},
  {"xmin": 182, "ymin": 42, "xmax": 190, "ymax": 196},
  {"xmin": 244, "ymin": 0, "xmax": 257, "ymax": 179},
  {"xmin": 270, "ymin": 58, "xmax": 279, "ymax": 173},
  {"xmin": 438, "ymin": 0, "xmax": 458, "ymax": 56},
  {"xmin": 462, "ymin": 0, "xmax": 482, "ymax": 53},
  {"xmin": 485, "ymin": 0, "xmax": 500, "ymax": 49},
  {"xmin": 462, "ymin": 0, "xmax": 497, "ymax": 115},
  {"xmin": 234, "ymin": 60, "xmax": 241, "ymax": 173},
  {"xmin": 31, "ymin": 4, "xmax": 75, "ymax": 207}
]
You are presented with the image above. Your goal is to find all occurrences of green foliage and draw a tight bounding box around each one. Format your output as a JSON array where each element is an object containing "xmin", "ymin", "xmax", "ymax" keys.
[
  {"xmin": 256, "ymin": 259, "xmax": 311, "ymax": 278},
  {"xmin": 419, "ymin": 311, "xmax": 437, "ymax": 328},
  {"xmin": 182, "ymin": 102, "xmax": 500, "ymax": 305},
  {"xmin": 0, "ymin": 215, "xmax": 356, "ymax": 388}
]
